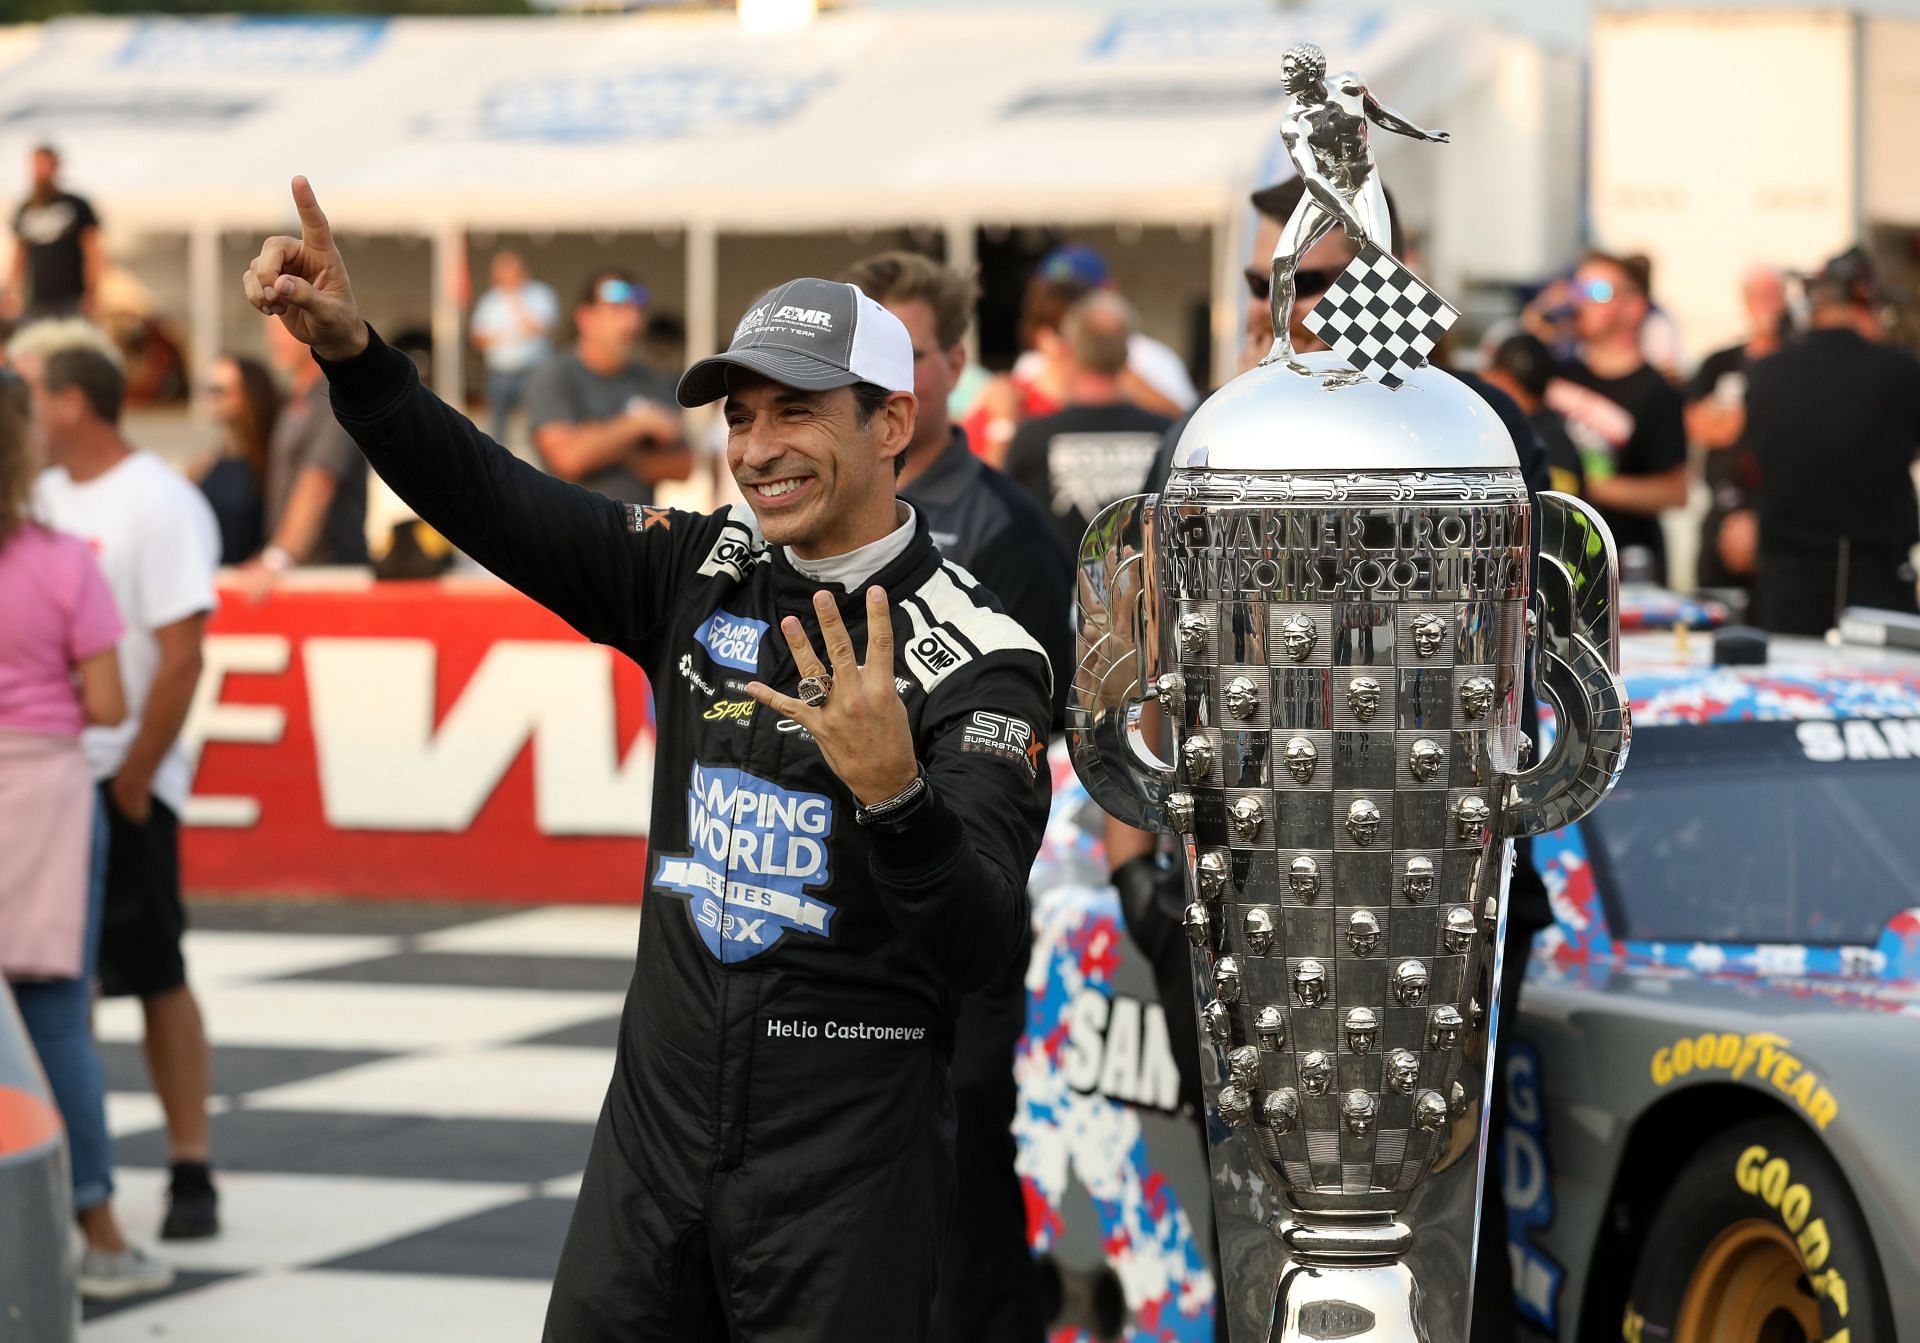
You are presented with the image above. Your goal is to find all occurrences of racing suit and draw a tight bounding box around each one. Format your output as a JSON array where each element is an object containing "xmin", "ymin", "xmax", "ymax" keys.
[{"xmin": 319, "ymin": 328, "xmax": 1055, "ymax": 1342}]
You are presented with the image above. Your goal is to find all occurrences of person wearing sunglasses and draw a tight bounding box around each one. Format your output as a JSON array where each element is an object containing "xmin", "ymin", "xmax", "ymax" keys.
[
  {"xmin": 523, "ymin": 267, "xmax": 690, "ymax": 506},
  {"xmin": 1540, "ymin": 252, "xmax": 1689, "ymax": 585}
]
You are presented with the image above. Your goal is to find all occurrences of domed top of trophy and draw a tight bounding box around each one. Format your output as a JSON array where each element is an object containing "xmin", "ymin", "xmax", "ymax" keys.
[
  {"xmin": 1164, "ymin": 39, "xmax": 1514, "ymax": 476},
  {"xmin": 1167, "ymin": 353, "xmax": 1517, "ymax": 475}
]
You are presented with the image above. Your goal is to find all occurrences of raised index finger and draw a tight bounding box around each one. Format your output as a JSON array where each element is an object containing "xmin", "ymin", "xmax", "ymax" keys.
[{"xmin": 291, "ymin": 175, "xmax": 334, "ymax": 251}]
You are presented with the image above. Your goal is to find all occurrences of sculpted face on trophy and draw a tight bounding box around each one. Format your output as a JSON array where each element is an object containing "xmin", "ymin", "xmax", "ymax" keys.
[
  {"xmin": 1288, "ymin": 855, "xmax": 1321, "ymax": 901},
  {"xmin": 1279, "ymin": 613, "xmax": 1317, "ymax": 663},
  {"xmin": 1283, "ymin": 735, "xmax": 1318, "ymax": 784},
  {"xmin": 1450, "ymin": 1080, "xmax": 1470, "ymax": 1118},
  {"xmin": 1230, "ymin": 795, "xmax": 1266, "ymax": 841},
  {"xmin": 1184, "ymin": 902, "xmax": 1210, "ymax": 945},
  {"xmin": 1182, "ymin": 735, "xmax": 1214, "ymax": 781},
  {"xmin": 1409, "ymin": 737, "xmax": 1444, "ymax": 782},
  {"xmin": 1298, "ymin": 1050, "xmax": 1333, "ymax": 1096},
  {"xmin": 1386, "ymin": 1048, "xmax": 1420, "ymax": 1095},
  {"xmin": 1393, "ymin": 958, "xmax": 1430, "ymax": 1007},
  {"xmin": 1228, "ymin": 1044, "xmax": 1261, "ymax": 1090},
  {"xmin": 1411, "ymin": 612, "xmax": 1447, "ymax": 659},
  {"xmin": 1167, "ymin": 791, "xmax": 1196, "ymax": 834},
  {"xmin": 1444, "ymin": 907, "xmax": 1477, "ymax": 954},
  {"xmin": 1256, "ymin": 1005, "xmax": 1287, "ymax": 1051},
  {"xmin": 1202, "ymin": 999, "xmax": 1231, "ymax": 1043},
  {"xmin": 1403, "ymin": 854, "xmax": 1436, "ymax": 901},
  {"xmin": 1293, "ymin": 958, "xmax": 1328, "ymax": 1007},
  {"xmin": 1224, "ymin": 676, "xmax": 1260, "ymax": 721},
  {"xmin": 1455, "ymin": 795, "xmax": 1492, "ymax": 843},
  {"xmin": 1345, "ymin": 797, "xmax": 1381, "ymax": 846},
  {"xmin": 1343, "ymin": 1090, "xmax": 1377, "ymax": 1136},
  {"xmin": 1347, "ymin": 909, "xmax": 1380, "ymax": 956},
  {"xmin": 1264, "ymin": 1087, "xmax": 1300, "ymax": 1134},
  {"xmin": 1197, "ymin": 849, "xmax": 1230, "ymax": 900},
  {"xmin": 1215, "ymin": 956, "xmax": 1243, "ymax": 1003},
  {"xmin": 1244, "ymin": 907, "xmax": 1276, "ymax": 956},
  {"xmin": 1414, "ymin": 1089, "xmax": 1450, "ymax": 1133},
  {"xmin": 1218, "ymin": 1084, "xmax": 1253, "ymax": 1127},
  {"xmin": 1461, "ymin": 675, "xmax": 1496, "ymax": 722},
  {"xmin": 1345, "ymin": 1007, "xmax": 1379, "ymax": 1053},
  {"xmin": 1177, "ymin": 612, "xmax": 1209, "ymax": 656},
  {"xmin": 1347, "ymin": 676, "xmax": 1382, "ymax": 721},
  {"xmin": 1431, "ymin": 1004, "xmax": 1466, "ymax": 1050}
]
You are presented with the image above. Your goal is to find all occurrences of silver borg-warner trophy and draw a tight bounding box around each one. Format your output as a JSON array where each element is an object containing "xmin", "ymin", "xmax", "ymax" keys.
[{"xmin": 1068, "ymin": 44, "xmax": 1631, "ymax": 1343}]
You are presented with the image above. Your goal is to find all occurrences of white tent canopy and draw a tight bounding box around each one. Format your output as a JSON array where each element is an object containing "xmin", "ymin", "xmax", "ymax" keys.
[{"xmin": 0, "ymin": 7, "xmax": 1569, "ymax": 389}]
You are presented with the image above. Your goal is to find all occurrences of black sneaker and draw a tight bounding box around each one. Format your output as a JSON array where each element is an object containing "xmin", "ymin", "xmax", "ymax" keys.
[{"xmin": 161, "ymin": 1160, "xmax": 219, "ymax": 1241}]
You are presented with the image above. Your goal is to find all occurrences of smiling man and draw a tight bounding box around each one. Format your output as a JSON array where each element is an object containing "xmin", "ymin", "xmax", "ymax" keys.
[{"xmin": 243, "ymin": 180, "xmax": 1053, "ymax": 1342}]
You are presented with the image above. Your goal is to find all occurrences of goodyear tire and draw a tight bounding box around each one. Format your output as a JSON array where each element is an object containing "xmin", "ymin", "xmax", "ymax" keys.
[{"xmin": 1623, "ymin": 1118, "xmax": 1891, "ymax": 1343}]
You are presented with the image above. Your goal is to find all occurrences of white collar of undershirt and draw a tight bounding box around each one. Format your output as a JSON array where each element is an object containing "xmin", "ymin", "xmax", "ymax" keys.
[{"xmin": 784, "ymin": 502, "xmax": 916, "ymax": 591}]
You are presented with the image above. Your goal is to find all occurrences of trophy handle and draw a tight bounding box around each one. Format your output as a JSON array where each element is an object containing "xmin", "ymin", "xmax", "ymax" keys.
[
  {"xmin": 1502, "ymin": 491, "xmax": 1633, "ymax": 838},
  {"xmin": 1067, "ymin": 494, "xmax": 1176, "ymax": 833}
]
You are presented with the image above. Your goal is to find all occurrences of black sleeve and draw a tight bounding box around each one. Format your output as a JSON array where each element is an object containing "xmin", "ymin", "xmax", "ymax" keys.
[
  {"xmin": 73, "ymin": 195, "xmax": 98, "ymax": 231},
  {"xmin": 1142, "ymin": 412, "xmax": 1189, "ymax": 496},
  {"xmin": 1003, "ymin": 424, "xmax": 1051, "ymax": 519},
  {"xmin": 865, "ymin": 653, "xmax": 1053, "ymax": 995},
  {"xmin": 1627, "ymin": 379, "xmax": 1688, "ymax": 476},
  {"xmin": 965, "ymin": 516, "xmax": 1074, "ymax": 732},
  {"xmin": 319, "ymin": 324, "xmax": 694, "ymax": 657}
]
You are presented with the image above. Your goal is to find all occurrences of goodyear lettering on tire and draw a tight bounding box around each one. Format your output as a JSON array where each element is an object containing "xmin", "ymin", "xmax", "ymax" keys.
[
  {"xmin": 1733, "ymin": 1143, "xmax": 1853, "ymax": 1339},
  {"xmin": 1650, "ymin": 1031, "xmax": 1838, "ymax": 1130}
]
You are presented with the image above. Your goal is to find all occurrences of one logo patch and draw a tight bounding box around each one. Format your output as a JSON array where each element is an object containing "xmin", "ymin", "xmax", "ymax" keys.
[
  {"xmin": 772, "ymin": 304, "xmax": 834, "ymax": 329},
  {"xmin": 961, "ymin": 711, "xmax": 1040, "ymax": 779},
  {"xmin": 677, "ymin": 653, "xmax": 714, "ymax": 696},
  {"xmin": 654, "ymin": 763, "xmax": 836, "ymax": 962},
  {"xmin": 695, "ymin": 610, "xmax": 768, "ymax": 672},
  {"xmin": 697, "ymin": 520, "xmax": 765, "ymax": 583},
  {"xmin": 907, "ymin": 629, "xmax": 964, "ymax": 679},
  {"xmin": 703, "ymin": 698, "xmax": 755, "ymax": 724}
]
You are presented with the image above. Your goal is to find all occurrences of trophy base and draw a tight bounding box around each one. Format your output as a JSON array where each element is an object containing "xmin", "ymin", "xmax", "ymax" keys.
[
  {"xmin": 1271, "ymin": 1214, "xmax": 1428, "ymax": 1343},
  {"xmin": 1273, "ymin": 1261, "xmax": 1427, "ymax": 1343}
]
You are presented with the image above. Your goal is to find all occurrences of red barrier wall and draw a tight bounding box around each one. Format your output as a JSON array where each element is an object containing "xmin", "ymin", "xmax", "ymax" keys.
[{"xmin": 182, "ymin": 578, "xmax": 652, "ymax": 903}]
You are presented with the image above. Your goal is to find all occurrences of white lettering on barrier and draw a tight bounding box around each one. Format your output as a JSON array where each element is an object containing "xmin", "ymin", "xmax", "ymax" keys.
[
  {"xmin": 181, "ymin": 635, "xmax": 292, "ymax": 828},
  {"xmin": 304, "ymin": 638, "xmax": 653, "ymax": 835}
]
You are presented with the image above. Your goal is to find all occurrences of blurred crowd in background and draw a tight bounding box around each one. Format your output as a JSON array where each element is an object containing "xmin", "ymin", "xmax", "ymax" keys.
[{"xmin": 7, "ymin": 132, "xmax": 1914, "ymax": 632}]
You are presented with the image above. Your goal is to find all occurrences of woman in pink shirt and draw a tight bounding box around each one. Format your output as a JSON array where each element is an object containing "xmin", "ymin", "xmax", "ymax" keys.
[{"xmin": 0, "ymin": 369, "xmax": 172, "ymax": 1297}]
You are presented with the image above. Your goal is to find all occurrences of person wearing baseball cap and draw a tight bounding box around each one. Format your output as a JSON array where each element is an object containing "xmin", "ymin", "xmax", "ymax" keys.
[{"xmin": 244, "ymin": 181, "xmax": 1054, "ymax": 1342}]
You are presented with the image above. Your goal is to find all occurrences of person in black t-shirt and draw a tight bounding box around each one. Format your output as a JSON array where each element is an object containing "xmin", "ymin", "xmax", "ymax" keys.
[
  {"xmin": 1536, "ymin": 252, "xmax": 1688, "ymax": 583},
  {"xmin": 7, "ymin": 146, "xmax": 101, "ymax": 321},
  {"xmin": 1746, "ymin": 249, "xmax": 1920, "ymax": 634},
  {"xmin": 1684, "ymin": 267, "xmax": 1788, "ymax": 597},
  {"xmin": 1005, "ymin": 292, "xmax": 1171, "ymax": 563}
]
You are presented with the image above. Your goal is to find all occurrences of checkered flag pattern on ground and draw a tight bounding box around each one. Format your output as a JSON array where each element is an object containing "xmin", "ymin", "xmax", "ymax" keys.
[{"xmin": 1304, "ymin": 243, "xmax": 1458, "ymax": 389}]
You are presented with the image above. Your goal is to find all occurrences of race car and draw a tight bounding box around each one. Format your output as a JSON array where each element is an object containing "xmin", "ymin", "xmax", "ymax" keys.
[
  {"xmin": 1510, "ymin": 608, "xmax": 1920, "ymax": 1343},
  {"xmin": 1015, "ymin": 603, "xmax": 1919, "ymax": 1343}
]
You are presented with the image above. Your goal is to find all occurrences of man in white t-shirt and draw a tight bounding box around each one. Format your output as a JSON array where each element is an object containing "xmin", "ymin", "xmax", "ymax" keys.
[{"xmin": 15, "ymin": 319, "xmax": 223, "ymax": 1243}]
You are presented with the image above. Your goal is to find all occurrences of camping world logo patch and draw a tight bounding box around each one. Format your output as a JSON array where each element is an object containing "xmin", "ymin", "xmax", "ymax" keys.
[
  {"xmin": 654, "ymin": 763, "xmax": 836, "ymax": 962},
  {"xmin": 695, "ymin": 609, "xmax": 768, "ymax": 672}
]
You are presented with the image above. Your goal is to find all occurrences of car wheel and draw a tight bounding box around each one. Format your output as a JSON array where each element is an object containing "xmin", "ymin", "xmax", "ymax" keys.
[{"xmin": 1624, "ymin": 1117, "xmax": 1891, "ymax": 1343}]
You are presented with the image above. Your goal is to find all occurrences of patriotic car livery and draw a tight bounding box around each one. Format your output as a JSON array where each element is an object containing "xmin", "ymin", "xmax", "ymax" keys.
[{"xmin": 1017, "ymin": 607, "xmax": 1919, "ymax": 1343}]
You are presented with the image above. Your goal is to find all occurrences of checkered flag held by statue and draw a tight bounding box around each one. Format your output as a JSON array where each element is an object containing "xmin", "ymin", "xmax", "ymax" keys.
[{"xmin": 1304, "ymin": 241, "xmax": 1460, "ymax": 389}]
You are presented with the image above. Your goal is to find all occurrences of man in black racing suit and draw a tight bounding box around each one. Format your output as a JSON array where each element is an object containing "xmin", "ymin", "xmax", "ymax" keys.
[{"xmin": 243, "ymin": 180, "xmax": 1053, "ymax": 1342}]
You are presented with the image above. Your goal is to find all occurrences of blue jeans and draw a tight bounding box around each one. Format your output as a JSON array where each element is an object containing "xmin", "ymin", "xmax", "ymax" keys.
[
  {"xmin": 11, "ymin": 804, "xmax": 113, "ymax": 1213},
  {"xmin": 489, "ymin": 367, "xmax": 534, "ymax": 446}
]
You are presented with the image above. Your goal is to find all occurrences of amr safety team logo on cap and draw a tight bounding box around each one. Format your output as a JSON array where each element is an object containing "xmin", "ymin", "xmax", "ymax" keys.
[{"xmin": 654, "ymin": 763, "xmax": 837, "ymax": 962}]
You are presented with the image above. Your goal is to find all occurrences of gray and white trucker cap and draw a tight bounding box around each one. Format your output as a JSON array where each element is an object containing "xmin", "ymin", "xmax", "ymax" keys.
[{"xmin": 676, "ymin": 277, "xmax": 914, "ymax": 408}]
